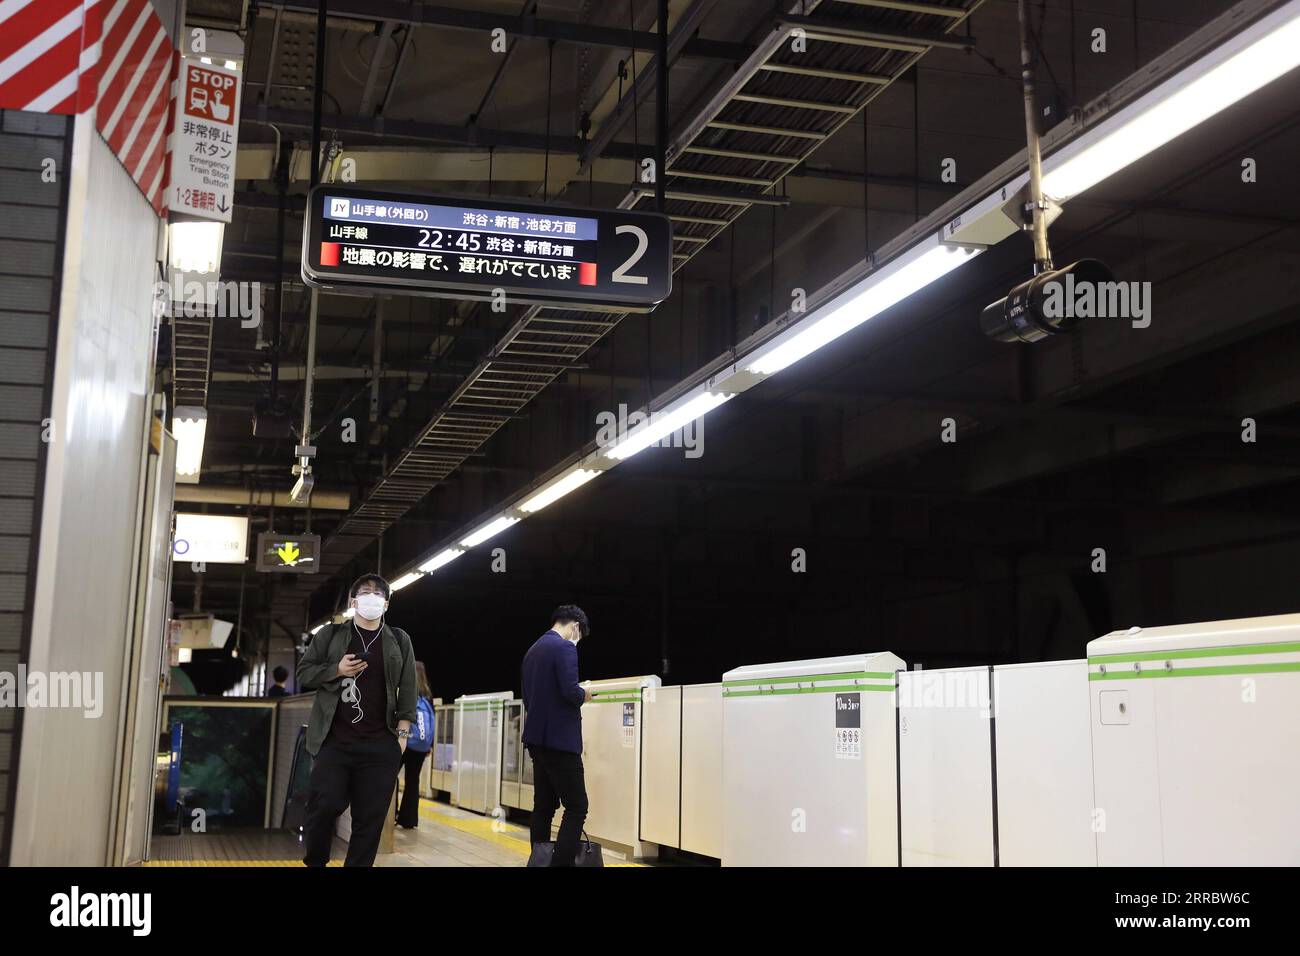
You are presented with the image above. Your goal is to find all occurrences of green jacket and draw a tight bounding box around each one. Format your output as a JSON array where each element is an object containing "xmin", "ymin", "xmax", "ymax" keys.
[{"xmin": 297, "ymin": 622, "xmax": 418, "ymax": 756}]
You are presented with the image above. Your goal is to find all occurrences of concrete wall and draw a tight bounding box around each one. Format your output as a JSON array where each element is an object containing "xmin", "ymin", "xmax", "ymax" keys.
[
  {"xmin": 9, "ymin": 115, "xmax": 162, "ymax": 865},
  {"xmin": 0, "ymin": 109, "xmax": 72, "ymax": 863}
]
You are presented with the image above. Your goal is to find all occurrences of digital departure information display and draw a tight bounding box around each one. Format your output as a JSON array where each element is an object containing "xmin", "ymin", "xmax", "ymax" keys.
[{"xmin": 301, "ymin": 185, "xmax": 672, "ymax": 311}]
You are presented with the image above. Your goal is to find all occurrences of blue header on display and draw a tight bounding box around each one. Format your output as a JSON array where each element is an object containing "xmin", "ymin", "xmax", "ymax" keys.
[{"xmin": 323, "ymin": 195, "xmax": 598, "ymax": 240}]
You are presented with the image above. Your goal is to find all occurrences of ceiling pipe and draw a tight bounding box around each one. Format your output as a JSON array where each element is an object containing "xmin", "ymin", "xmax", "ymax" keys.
[{"xmin": 174, "ymin": 486, "xmax": 352, "ymax": 509}]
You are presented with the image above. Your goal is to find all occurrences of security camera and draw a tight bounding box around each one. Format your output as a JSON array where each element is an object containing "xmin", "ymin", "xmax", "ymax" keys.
[
  {"xmin": 980, "ymin": 258, "xmax": 1114, "ymax": 344},
  {"xmin": 289, "ymin": 470, "xmax": 315, "ymax": 504}
]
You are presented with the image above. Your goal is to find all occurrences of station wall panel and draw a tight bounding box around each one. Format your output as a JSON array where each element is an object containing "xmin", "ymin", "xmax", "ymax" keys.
[
  {"xmin": 1089, "ymin": 616, "xmax": 1300, "ymax": 865},
  {"xmin": 0, "ymin": 109, "xmax": 70, "ymax": 864},
  {"xmin": 898, "ymin": 666, "xmax": 996, "ymax": 866},
  {"xmin": 680, "ymin": 684, "xmax": 723, "ymax": 859},
  {"xmin": 993, "ymin": 660, "xmax": 1096, "ymax": 866},
  {"xmin": 9, "ymin": 116, "xmax": 160, "ymax": 865},
  {"xmin": 581, "ymin": 676, "xmax": 660, "ymax": 858},
  {"xmin": 639, "ymin": 685, "xmax": 681, "ymax": 849},
  {"xmin": 722, "ymin": 654, "xmax": 903, "ymax": 867}
]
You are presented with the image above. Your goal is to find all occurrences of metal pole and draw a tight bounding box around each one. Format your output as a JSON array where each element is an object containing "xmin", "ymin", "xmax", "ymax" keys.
[
  {"xmin": 655, "ymin": 0, "xmax": 668, "ymax": 212},
  {"xmin": 301, "ymin": 292, "xmax": 319, "ymax": 472},
  {"xmin": 310, "ymin": 0, "xmax": 327, "ymax": 189},
  {"xmin": 272, "ymin": 144, "xmax": 287, "ymax": 403},
  {"xmin": 235, "ymin": 563, "xmax": 246, "ymax": 667},
  {"xmin": 370, "ymin": 299, "xmax": 384, "ymax": 422},
  {"xmin": 1018, "ymin": 0, "xmax": 1052, "ymax": 273},
  {"xmin": 300, "ymin": 0, "xmax": 327, "ymax": 479}
]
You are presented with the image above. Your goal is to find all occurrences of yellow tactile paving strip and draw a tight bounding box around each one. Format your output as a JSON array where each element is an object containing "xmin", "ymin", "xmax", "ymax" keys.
[
  {"xmin": 418, "ymin": 797, "xmax": 646, "ymax": 867},
  {"xmin": 146, "ymin": 859, "xmax": 341, "ymax": 867}
]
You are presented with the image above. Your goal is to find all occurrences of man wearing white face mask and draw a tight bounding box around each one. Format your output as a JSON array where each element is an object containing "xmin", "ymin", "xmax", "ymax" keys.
[
  {"xmin": 521, "ymin": 605, "xmax": 593, "ymax": 866},
  {"xmin": 297, "ymin": 573, "xmax": 418, "ymax": 866}
]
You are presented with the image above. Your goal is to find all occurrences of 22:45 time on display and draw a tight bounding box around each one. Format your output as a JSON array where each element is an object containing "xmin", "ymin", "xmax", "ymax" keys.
[{"xmin": 416, "ymin": 229, "xmax": 478, "ymax": 251}]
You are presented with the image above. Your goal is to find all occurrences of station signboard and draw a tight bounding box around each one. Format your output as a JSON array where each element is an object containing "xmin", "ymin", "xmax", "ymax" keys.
[
  {"xmin": 172, "ymin": 513, "xmax": 247, "ymax": 564},
  {"xmin": 169, "ymin": 57, "xmax": 241, "ymax": 222},
  {"xmin": 301, "ymin": 185, "xmax": 672, "ymax": 311}
]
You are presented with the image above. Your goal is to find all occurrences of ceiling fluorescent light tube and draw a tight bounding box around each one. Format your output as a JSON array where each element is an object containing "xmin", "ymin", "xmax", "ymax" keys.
[
  {"xmin": 520, "ymin": 468, "xmax": 600, "ymax": 513},
  {"xmin": 604, "ymin": 391, "xmax": 734, "ymax": 461},
  {"xmin": 746, "ymin": 242, "xmax": 981, "ymax": 376},
  {"xmin": 460, "ymin": 516, "xmax": 519, "ymax": 548},
  {"xmin": 419, "ymin": 548, "xmax": 465, "ymax": 573},
  {"xmin": 390, "ymin": 571, "xmax": 423, "ymax": 591},
  {"xmin": 169, "ymin": 220, "xmax": 225, "ymax": 275},
  {"xmin": 1042, "ymin": 2, "xmax": 1300, "ymax": 201},
  {"xmin": 173, "ymin": 405, "xmax": 208, "ymax": 480}
]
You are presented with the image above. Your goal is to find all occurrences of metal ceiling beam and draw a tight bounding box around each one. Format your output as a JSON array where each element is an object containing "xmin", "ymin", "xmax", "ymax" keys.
[
  {"xmin": 258, "ymin": 1, "xmax": 752, "ymax": 59},
  {"xmin": 243, "ymin": 106, "xmax": 602, "ymax": 153},
  {"xmin": 775, "ymin": 14, "xmax": 976, "ymax": 52},
  {"xmin": 834, "ymin": 0, "xmax": 969, "ymax": 15},
  {"xmin": 356, "ymin": 19, "xmax": 397, "ymax": 117},
  {"xmin": 576, "ymin": 0, "xmax": 721, "ymax": 178},
  {"xmin": 174, "ymin": 486, "xmax": 352, "ymax": 509},
  {"xmin": 468, "ymin": 0, "xmax": 538, "ymax": 125}
]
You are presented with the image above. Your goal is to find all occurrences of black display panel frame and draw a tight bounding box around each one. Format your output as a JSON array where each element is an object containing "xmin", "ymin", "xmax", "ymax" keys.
[
  {"xmin": 254, "ymin": 532, "xmax": 322, "ymax": 574},
  {"xmin": 301, "ymin": 185, "xmax": 672, "ymax": 312}
]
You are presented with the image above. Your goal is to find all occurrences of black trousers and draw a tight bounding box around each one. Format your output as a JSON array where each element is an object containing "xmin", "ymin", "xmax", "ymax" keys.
[
  {"xmin": 302, "ymin": 733, "xmax": 402, "ymax": 867},
  {"xmin": 396, "ymin": 746, "xmax": 429, "ymax": 828},
  {"xmin": 527, "ymin": 745, "xmax": 588, "ymax": 866}
]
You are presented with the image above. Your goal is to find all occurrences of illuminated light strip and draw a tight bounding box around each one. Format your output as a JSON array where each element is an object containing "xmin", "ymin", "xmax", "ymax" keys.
[
  {"xmin": 459, "ymin": 515, "xmax": 519, "ymax": 548},
  {"xmin": 390, "ymin": 571, "xmax": 422, "ymax": 591},
  {"xmin": 169, "ymin": 220, "xmax": 224, "ymax": 274},
  {"xmin": 419, "ymin": 547, "xmax": 465, "ymax": 573},
  {"xmin": 744, "ymin": 241, "xmax": 982, "ymax": 377},
  {"xmin": 172, "ymin": 405, "xmax": 207, "ymax": 479},
  {"xmin": 603, "ymin": 391, "xmax": 735, "ymax": 461},
  {"xmin": 519, "ymin": 468, "xmax": 600, "ymax": 513},
  {"xmin": 1042, "ymin": 1, "xmax": 1300, "ymax": 202}
]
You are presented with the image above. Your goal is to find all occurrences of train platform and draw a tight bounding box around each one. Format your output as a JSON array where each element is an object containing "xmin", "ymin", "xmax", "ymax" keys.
[{"xmin": 142, "ymin": 798, "xmax": 646, "ymax": 868}]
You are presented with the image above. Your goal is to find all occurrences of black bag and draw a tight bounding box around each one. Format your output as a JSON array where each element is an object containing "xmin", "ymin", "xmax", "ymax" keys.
[{"xmin": 527, "ymin": 831, "xmax": 604, "ymax": 867}]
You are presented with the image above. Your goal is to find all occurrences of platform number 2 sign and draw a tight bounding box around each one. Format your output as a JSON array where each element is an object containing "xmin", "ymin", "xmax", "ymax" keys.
[{"xmin": 612, "ymin": 225, "xmax": 649, "ymax": 285}]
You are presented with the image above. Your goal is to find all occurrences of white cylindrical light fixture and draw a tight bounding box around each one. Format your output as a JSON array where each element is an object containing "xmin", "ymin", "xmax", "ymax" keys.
[
  {"xmin": 169, "ymin": 220, "xmax": 225, "ymax": 275},
  {"xmin": 172, "ymin": 405, "xmax": 208, "ymax": 483}
]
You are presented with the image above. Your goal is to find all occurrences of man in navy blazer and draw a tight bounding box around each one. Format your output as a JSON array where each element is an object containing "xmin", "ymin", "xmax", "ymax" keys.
[{"xmin": 521, "ymin": 605, "xmax": 593, "ymax": 866}]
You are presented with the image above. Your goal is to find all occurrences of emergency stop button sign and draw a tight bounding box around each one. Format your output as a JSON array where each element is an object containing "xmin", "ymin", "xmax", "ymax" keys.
[
  {"xmin": 183, "ymin": 64, "xmax": 237, "ymax": 125},
  {"xmin": 170, "ymin": 56, "xmax": 241, "ymax": 223}
]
